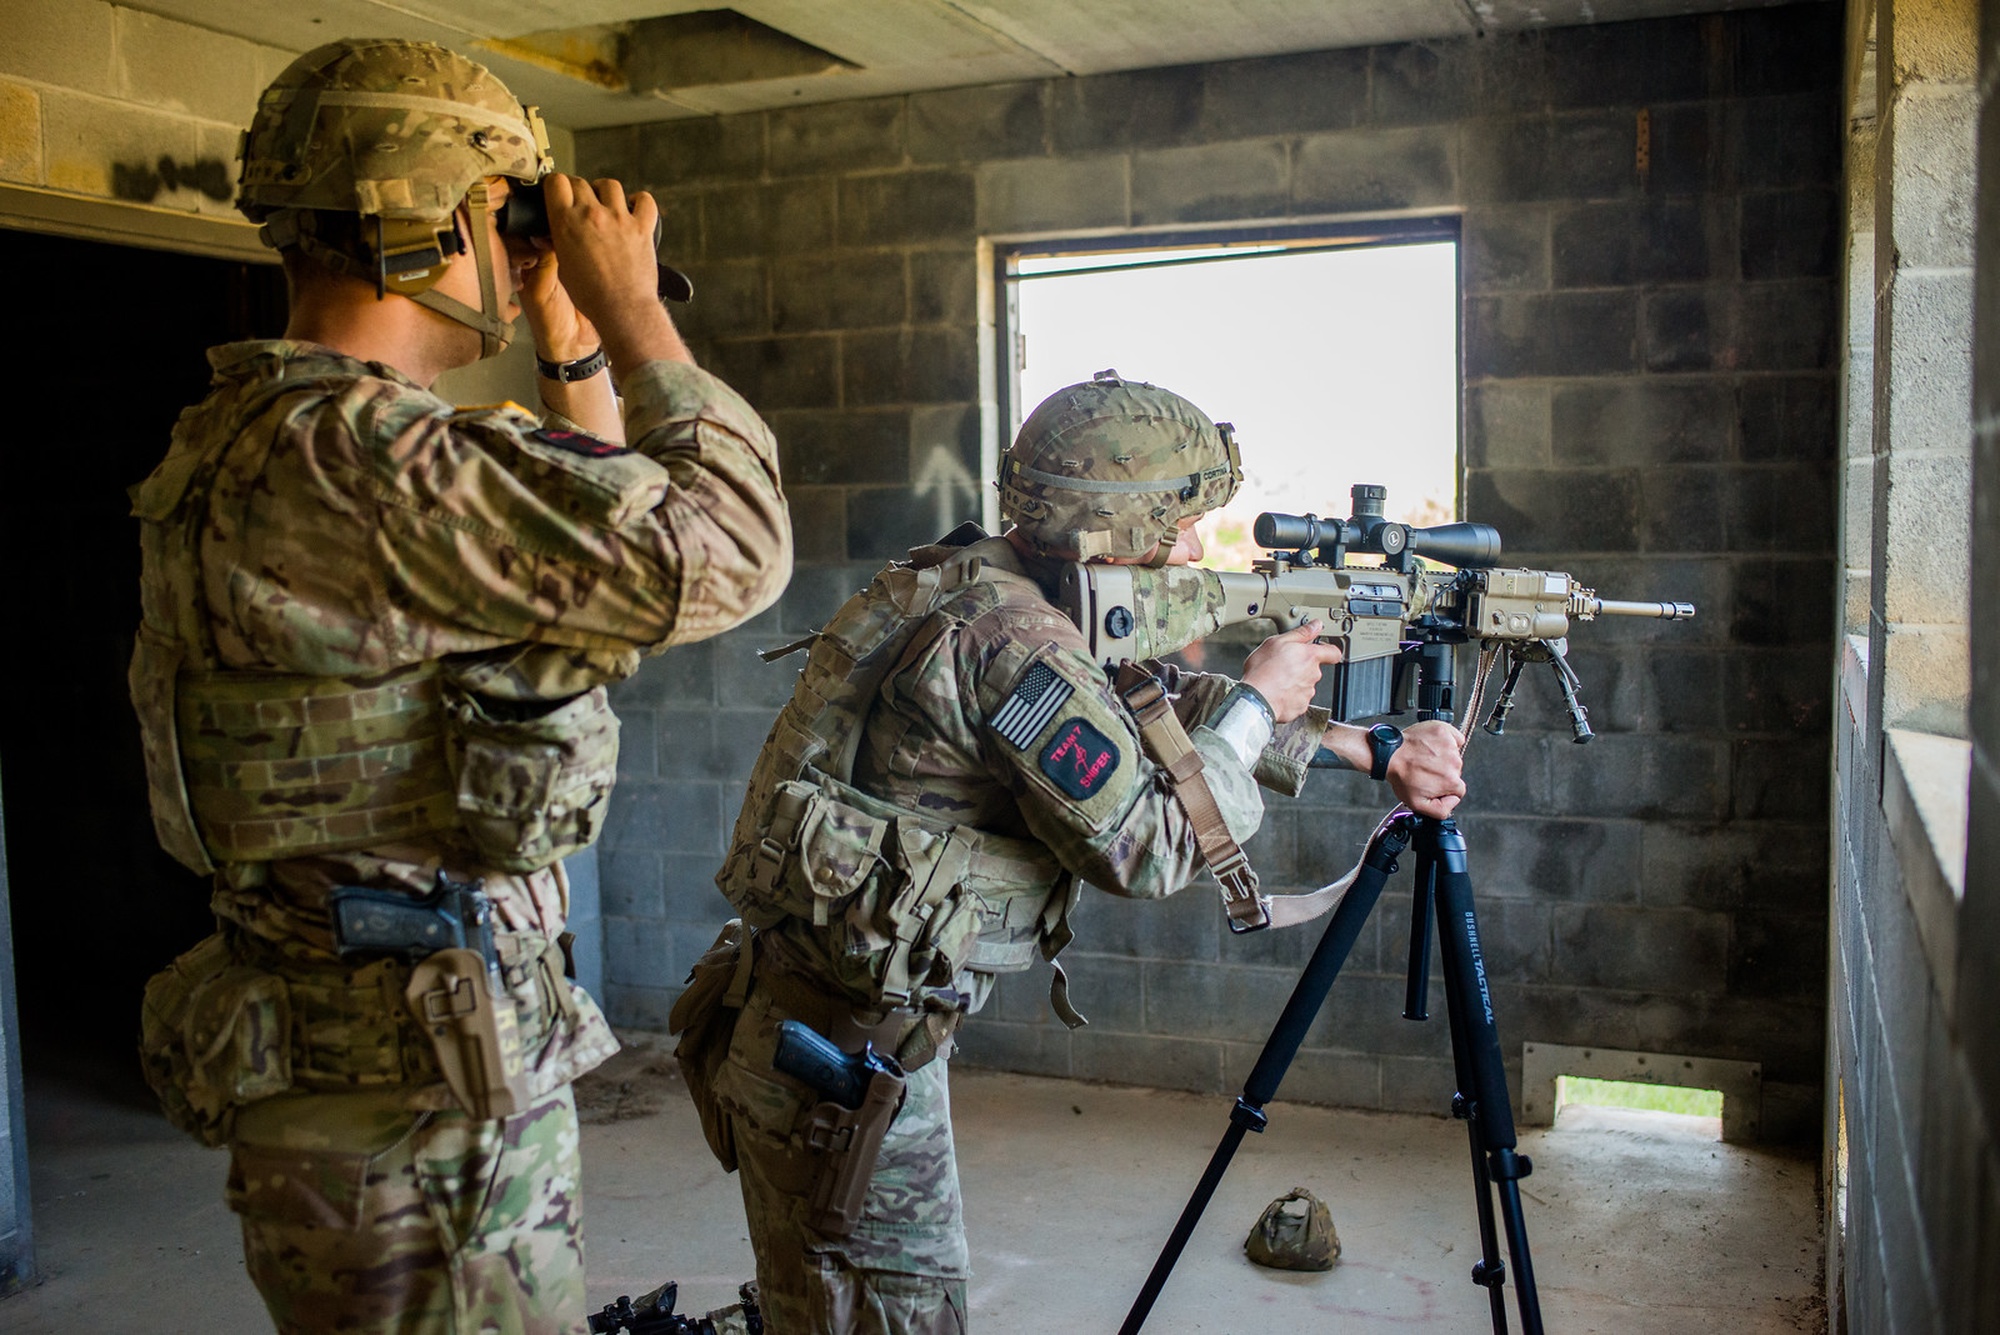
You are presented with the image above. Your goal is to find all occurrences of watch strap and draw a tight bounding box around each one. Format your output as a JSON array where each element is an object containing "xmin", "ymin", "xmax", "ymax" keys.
[{"xmin": 536, "ymin": 346, "xmax": 607, "ymax": 383}]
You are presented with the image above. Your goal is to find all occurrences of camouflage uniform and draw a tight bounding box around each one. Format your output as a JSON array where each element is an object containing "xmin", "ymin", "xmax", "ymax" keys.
[
  {"xmin": 132, "ymin": 336, "xmax": 789, "ymax": 1335},
  {"xmin": 701, "ymin": 528, "xmax": 1325, "ymax": 1333}
]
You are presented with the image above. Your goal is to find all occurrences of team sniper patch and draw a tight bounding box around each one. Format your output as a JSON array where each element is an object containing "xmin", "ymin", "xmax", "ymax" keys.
[
  {"xmin": 1038, "ymin": 718, "xmax": 1121, "ymax": 799},
  {"xmin": 530, "ymin": 428, "xmax": 630, "ymax": 458}
]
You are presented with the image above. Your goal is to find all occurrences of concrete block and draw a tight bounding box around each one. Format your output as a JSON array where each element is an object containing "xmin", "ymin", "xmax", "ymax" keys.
[
  {"xmin": 1883, "ymin": 84, "xmax": 1977, "ymax": 270},
  {"xmin": 703, "ymin": 334, "xmax": 838, "ymax": 410},
  {"xmin": 1551, "ymin": 904, "xmax": 1731, "ymax": 993},
  {"xmin": 1292, "ymin": 123, "xmax": 1456, "ymax": 217},
  {"xmin": 770, "ymin": 250, "xmax": 907, "ymax": 333},
  {"xmin": 838, "ymin": 169, "xmax": 975, "ymax": 246},
  {"xmin": 1739, "ymin": 373, "xmax": 1837, "ymax": 462},
  {"xmin": 1455, "ymin": 816, "xmax": 1644, "ymax": 904},
  {"xmin": 1069, "ymin": 1030, "xmax": 1223, "ymax": 1094},
  {"xmin": 1132, "ymin": 138, "xmax": 1287, "ymax": 227},
  {"xmin": 1461, "ymin": 110, "xmax": 1637, "ymax": 205},
  {"xmin": 662, "ymin": 853, "xmax": 736, "ymax": 921},
  {"xmin": 1726, "ymin": 910, "xmax": 1829, "ymax": 1000},
  {"xmin": 955, "ymin": 1020, "xmax": 1075, "ymax": 1078},
  {"xmin": 1142, "ymin": 961, "xmax": 1300, "ymax": 1042},
  {"xmin": 652, "ymin": 708, "xmax": 716, "ymax": 781},
  {"xmin": 842, "ymin": 327, "xmax": 978, "ymax": 405},
  {"xmin": 1369, "ymin": 39, "xmax": 1479, "ymax": 126},
  {"xmin": 40, "ymin": 87, "xmax": 199, "ymax": 205},
  {"xmin": 634, "ymin": 639, "xmax": 718, "ymax": 710},
  {"xmin": 1731, "ymin": 555, "xmax": 1836, "ymax": 649},
  {"xmin": 604, "ymin": 982, "xmax": 675, "ymax": 1032},
  {"xmin": 1639, "ymin": 464, "xmax": 1732, "ymax": 552},
  {"xmin": 604, "ymin": 916, "xmax": 672, "ymax": 990},
  {"xmin": 1465, "ymin": 291, "xmax": 1640, "ymax": 378},
  {"xmin": 769, "ymin": 96, "xmax": 903, "ymax": 175},
  {"xmin": 773, "ymin": 560, "xmax": 869, "ymax": 633},
  {"xmin": 910, "ymin": 403, "xmax": 981, "ymax": 484},
  {"xmin": 976, "ymin": 155, "xmax": 1127, "ymax": 234},
  {"xmin": 1050, "ymin": 65, "xmax": 1204, "ymax": 155},
  {"xmin": 1731, "ymin": 736, "xmax": 1833, "ymax": 821},
  {"xmin": 1466, "ymin": 466, "xmax": 1643, "ymax": 553},
  {"xmin": 1742, "ymin": 188, "xmax": 1840, "ymax": 281},
  {"xmin": 1464, "ymin": 382, "xmax": 1551, "ymax": 469},
  {"xmin": 1381, "ymin": 1055, "xmax": 1461, "ymax": 1114},
  {"xmin": 616, "ymin": 705, "xmax": 660, "ymax": 777},
  {"xmin": 0, "ymin": 80, "xmax": 41, "ymax": 186},
  {"xmin": 1049, "ymin": 953, "xmax": 1144, "ymax": 1032},
  {"xmin": 1204, "ymin": 47, "xmax": 1367, "ymax": 138},
  {"xmin": 704, "ymin": 180, "xmax": 836, "ymax": 259},
  {"xmin": 1732, "ymin": 2, "xmax": 1846, "ymax": 97},
  {"xmin": 769, "ymin": 407, "xmax": 910, "ymax": 485},
  {"xmin": 708, "ymin": 709, "xmax": 776, "ymax": 788},
  {"xmin": 1465, "ymin": 30, "xmax": 1549, "ymax": 117},
  {"xmin": 909, "ymin": 248, "xmax": 978, "ymax": 325},
  {"xmin": 1643, "ymin": 280, "xmax": 1836, "ymax": 373},
  {"xmin": 1553, "ymin": 379, "xmax": 1734, "ymax": 466},
  {"xmin": 908, "ymin": 82, "xmax": 1045, "ymax": 163},
  {"xmin": 1074, "ymin": 881, "xmax": 1219, "ymax": 964},
  {"xmin": 1876, "ymin": 627, "xmax": 1970, "ymax": 736},
  {"xmin": 601, "ymin": 779, "xmax": 722, "ymax": 855},
  {"xmin": 1729, "ymin": 93, "xmax": 1843, "ymax": 190},
  {"xmin": 1640, "ymin": 819, "xmax": 1827, "ymax": 914},
  {"xmin": 846, "ymin": 486, "xmax": 952, "ymax": 560},
  {"xmin": 1463, "ymin": 205, "xmax": 1550, "ymax": 294},
  {"xmin": 1456, "ymin": 733, "xmax": 1558, "ymax": 819},
  {"xmin": 1544, "ymin": 733, "xmax": 1732, "ymax": 821},
  {"xmin": 1878, "ymin": 269, "xmax": 1975, "ymax": 466},
  {"xmin": 1644, "ymin": 101, "xmax": 1717, "ymax": 198},
  {"xmin": 115, "ymin": 8, "xmax": 273, "ymax": 126},
  {"xmin": 1542, "ymin": 14, "xmax": 1711, "ymax": 110},
  {"xmin": 1876, "ymin": 448, "xmax": 1973, "ymax": 624},
  {"xmin": 0, "ymin": 0, "xmax": 114, "ymax": 93},
  {"xmin": 1551, "ymin": 198, "xmax": 1726, "ymax": 288},
  {"xmin": 1724, "ymin": 462, "xmax": 1837, "ymax": 554},
  {"xmin": 1722, "ymin": 646, "xmax": 1835, "ymax": 736},
  {"xmin": 636, "ymin": 114, "xmax": 764, "ymax": 186},
  {"xmin": 785, "ymin": 488, "xmax": 849, "ymax": 564},
  {"xmin": 1230, "ymin": 1046, "xmax": 1382, "ymax": 1109},
  {"xmin": 711, "ymin": 629, "xmax": 806, "ymax": 713},
  {"xmin": 669, "ymin": 260, "xmax": 765, "ymax": 342},
  {"xmin": 599, "ymin": 848, "xmax": 666, "ymax": 920},
  {"xmin": 572, "ymin": 125, "xmax": 635, "ymax": 182}
]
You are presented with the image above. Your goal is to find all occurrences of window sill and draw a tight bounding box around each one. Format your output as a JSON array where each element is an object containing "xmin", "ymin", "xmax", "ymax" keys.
[{"xmin": 1882, "ymin": 725, "xmax": 1970, "ymax": 1022}]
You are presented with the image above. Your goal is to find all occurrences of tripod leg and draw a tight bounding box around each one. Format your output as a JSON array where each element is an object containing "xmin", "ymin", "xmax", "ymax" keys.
[
  {"xmin": 1425, "ymin": 819, "xmax": 1545, "ymax": 1335},
  {"xmin": 1118, "ymin": 816, "xmax": 1413, "ymax": 1335}
]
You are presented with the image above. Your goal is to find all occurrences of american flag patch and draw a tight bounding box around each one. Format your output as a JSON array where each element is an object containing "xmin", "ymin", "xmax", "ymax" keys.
[{"xmin": 991, "ymin": 660, "xmax": 1075, "ymax": 749}]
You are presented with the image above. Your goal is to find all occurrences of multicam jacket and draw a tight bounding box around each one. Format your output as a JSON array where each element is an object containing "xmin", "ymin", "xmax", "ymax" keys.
[
  {"xmin": 132, "ymin": 339, "xmax": 791, "ymax": 1106},
  {"xmin": 719, "ymin": 529, "xmax": 1325, "ymax": 1016}
]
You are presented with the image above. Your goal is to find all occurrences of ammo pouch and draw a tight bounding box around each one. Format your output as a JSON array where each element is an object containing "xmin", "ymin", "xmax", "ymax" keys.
[
  {"xmin": 444, "ymin": 685, "xmax": 620, "ymax": 872},
  {"xmin": 802, "ymin": 1062, "xmax": 908, "ymax": 1237},
  {"xmin": 670, "ymin": 919, "xmax": 755, "ymax": 1172},
  {"xmin": 139, "ymin": 931, "xmax": 292, "ymax": 1147}
]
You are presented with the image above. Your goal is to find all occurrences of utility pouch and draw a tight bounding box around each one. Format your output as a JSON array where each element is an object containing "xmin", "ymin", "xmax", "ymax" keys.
[
  {"xmin": 138, "ymin": 931, "xmax": 293, "ymax": 1147},
  {"xmin": 445, "ymin": 685, "xmax": 619, "ymax": 871},
  {"xmin": 669, "ymin": 919, "xmax": 754, "ymax": 1172},
  {"xmin": 802, "ymin": 1063, "xmax": 907, "ymax": 1237},
  {"xmin": 404, "ymin": 947, "xmax": 530, "ymax": 1121}
]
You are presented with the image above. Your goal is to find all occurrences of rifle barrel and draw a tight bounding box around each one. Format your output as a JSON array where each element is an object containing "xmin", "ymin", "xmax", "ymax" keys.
[{"xmin": 1582, "ymin": 598, "xmax": 1696, "ymax": 620}]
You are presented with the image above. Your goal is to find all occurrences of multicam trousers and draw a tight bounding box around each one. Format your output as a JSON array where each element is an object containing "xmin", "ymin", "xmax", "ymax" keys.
[
  {"xmin": 716, "ymin": 986, "xmax": 969, "ymax": 1334},
  {"xmin": 226, "ymin": 1084, "xmax": 588, "ymax": 1335}
]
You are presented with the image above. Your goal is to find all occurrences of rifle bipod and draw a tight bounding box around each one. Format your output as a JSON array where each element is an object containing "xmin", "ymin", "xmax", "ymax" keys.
[{"xmin": 1117, "ymin": 812, "xmax": 1546, "ymax": 1335}]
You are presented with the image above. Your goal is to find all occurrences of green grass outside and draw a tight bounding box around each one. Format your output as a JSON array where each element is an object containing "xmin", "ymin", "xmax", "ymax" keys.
[{"xmin": 1558, "ymin": 1076, "xmax": 1723, "ymax": 1118}]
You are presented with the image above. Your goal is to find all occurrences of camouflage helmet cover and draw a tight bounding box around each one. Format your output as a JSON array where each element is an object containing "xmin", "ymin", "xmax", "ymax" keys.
[
  {"xmin": 1000, "ymin": 370, "xmax": 1242, "ymax": 564},
  {"xmin": 237, "ymin": 37, "xmax": 550, "ymax": 226}
]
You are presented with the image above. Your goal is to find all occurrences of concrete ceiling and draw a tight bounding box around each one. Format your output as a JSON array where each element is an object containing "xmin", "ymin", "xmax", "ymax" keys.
[{"xmin": 130, "ymin": 0, "xmax": 1802, "ymax": 129}]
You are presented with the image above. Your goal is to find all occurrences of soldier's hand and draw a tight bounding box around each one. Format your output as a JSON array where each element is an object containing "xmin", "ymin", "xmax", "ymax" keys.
[
  {"xmin": 1239, "ymin": 621, "xmax": 1344, "ymax": 724},
  {"xmin": 1386, "ymin": 720, "xmax": 1466, "ymax": 819},
  {"xmin": 511, "ymin": 236, "xmax": 599, "ymax": 364},
  {"xmin": 540, "ymin": 174, "xmax": 686, "ymax": 370}
]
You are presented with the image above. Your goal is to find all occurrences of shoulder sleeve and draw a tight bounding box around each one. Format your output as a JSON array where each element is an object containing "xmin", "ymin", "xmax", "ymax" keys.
[
  {"xmin": 355, "ymin": 362, "xmax": 791, "ymax": 656},
  {"xmin": 960, "ymin": 602, "xmax": 1265, "ymax": 901}
]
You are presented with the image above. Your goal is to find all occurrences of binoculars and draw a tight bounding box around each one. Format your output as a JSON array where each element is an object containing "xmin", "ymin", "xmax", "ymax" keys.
[{"xmin": 497, "ymin": 179, "xmax": 695, "ymax": 304}]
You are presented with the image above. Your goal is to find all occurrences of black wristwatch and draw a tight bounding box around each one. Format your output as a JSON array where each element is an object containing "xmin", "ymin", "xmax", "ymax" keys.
[{"xmin": 1367, "ymin": 723, "xmax": 1403, "ymax": 781}]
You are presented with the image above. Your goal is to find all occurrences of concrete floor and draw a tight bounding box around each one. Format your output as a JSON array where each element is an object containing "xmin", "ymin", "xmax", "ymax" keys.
[{"xmin": 3, "ymin": 1034, "xmax": 1823, "ymax": 1333}]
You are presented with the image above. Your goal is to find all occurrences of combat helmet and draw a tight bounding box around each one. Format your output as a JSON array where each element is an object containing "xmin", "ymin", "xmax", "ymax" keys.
[
  {"xmin": 999, "ymin": 370, "xmax": 1242, "ymax": 565},
  {"xmin": 237, "ymin": 37, "xmax": 553, "ymax": 356}
]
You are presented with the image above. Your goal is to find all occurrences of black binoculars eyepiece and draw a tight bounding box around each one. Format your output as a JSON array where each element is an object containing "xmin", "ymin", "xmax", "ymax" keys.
[{"xmin": 497, "ymin": 179, "xmax": 694, "ymax": 304}]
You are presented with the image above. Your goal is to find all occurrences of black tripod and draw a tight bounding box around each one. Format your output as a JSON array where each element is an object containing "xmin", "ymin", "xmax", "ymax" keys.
[{"xmin": 1120, "ymin": 643, "xmax": 1546, "ymax": 1335}]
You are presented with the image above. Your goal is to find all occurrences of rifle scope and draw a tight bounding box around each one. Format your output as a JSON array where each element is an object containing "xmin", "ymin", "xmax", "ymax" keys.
[
  {"xmin": 1255, "ymin": 484, "xmax": 1503, "ymax": 570},
  {"xmin": 497, "ymin": 179, "xmax": 694, "ymax": 304}
]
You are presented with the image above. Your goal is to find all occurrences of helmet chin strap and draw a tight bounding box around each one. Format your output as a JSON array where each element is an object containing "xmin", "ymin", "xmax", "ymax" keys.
[{"xmin": 409, "ymin": 181, "xmax": 516, "ymax": 358}]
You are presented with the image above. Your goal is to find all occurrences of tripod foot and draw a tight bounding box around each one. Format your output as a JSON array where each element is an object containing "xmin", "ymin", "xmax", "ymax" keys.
[{"xmin": 1472, "ymin": 1258, "xmax": 1507, "ymax": 1289}]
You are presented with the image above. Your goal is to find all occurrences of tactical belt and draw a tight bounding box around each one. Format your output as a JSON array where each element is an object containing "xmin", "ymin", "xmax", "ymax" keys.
[
  {"xmin": 754, "ymin": 936, "xmax": 959, "ymax": 1075},
  {"xmin": 1114, "ymin": 662, "xmax": 1270, "ymax": 933}
]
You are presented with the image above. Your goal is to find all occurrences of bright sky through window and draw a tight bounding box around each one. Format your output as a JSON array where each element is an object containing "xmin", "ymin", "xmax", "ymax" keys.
[{"xmin": 1014, "ymin": 240, "xmax": 1459, "ymax": 568}]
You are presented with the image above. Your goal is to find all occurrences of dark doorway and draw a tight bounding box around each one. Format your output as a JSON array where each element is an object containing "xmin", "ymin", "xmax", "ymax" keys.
[{"xmin": 0, "ymin": 228, "xmax": 286, "ymax": 1081}]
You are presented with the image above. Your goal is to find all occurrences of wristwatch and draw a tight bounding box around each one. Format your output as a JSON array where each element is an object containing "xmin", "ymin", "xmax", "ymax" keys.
[{"xmin": 1366, "ymin": 723, "xmax": 1403, "ymax": 781}]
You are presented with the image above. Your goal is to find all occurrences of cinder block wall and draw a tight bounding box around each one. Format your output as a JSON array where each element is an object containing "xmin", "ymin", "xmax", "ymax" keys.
[{"xmin": 581, "ymin": 3, "xmax": 1841, "ymax": 1139}]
